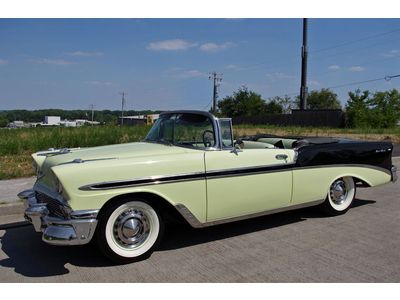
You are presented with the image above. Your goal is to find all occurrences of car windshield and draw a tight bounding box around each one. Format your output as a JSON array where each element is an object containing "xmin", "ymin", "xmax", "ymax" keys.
[{"xmin": 144, "ymin": 113, "xmax": 216, "ymax": 150}]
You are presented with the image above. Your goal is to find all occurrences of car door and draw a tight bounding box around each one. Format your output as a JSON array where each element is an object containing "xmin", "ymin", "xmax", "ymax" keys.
[{"xmin": 204, "ymin": 148, "xmax": 294, "ymax": 222}]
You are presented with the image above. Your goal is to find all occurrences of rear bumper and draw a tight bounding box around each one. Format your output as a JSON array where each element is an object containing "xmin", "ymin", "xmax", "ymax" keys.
[
  {"xmin": 18, "ymin": 189, "xmax": 98, "ymax": 246},
  {"xmin": 392, "ymin": 165, "xmax": 398, "ymax": 183}
]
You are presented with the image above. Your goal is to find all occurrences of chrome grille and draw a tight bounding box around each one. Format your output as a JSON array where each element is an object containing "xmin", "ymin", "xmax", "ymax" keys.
[{"xmin": 35, "ymin": 192, "xmax": 67, "ymax": 218}]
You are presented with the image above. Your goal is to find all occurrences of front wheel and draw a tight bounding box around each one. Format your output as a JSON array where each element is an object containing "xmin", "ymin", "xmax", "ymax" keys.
[
  {"xmin": 320, "ymin": 176, "xmax": 356, "ymax": 216},
  {"xmin": 96, "ymin": 199, "xmax": 164, "ymax": 264}
]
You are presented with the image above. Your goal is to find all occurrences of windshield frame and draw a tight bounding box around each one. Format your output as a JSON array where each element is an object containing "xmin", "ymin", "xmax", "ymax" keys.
[{"xmin": 144, "ymin": 110, "xmax": 229, "ymax": 151}]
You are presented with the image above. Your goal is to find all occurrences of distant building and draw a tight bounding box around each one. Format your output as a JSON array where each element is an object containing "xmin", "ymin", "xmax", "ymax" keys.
[
  {"xmin": 9, "ymin": 121, "xmax": 24, "ymax": 128},
  {"xmin": 118, "ymin": 114, "xmax": 159, "ymax": 126},
  {"xmin": 60, "ymin": 120, "xmax": 77, "ymax": 127},
  {"xmin": 45, "ymin": 116, "xmax": 61, "ymax": 126}
]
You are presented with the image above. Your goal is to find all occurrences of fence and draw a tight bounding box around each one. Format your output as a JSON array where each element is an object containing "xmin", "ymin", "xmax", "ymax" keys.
[{"xmin": 232, "ymin": 109, "xmax": 345, "ymax": 128}]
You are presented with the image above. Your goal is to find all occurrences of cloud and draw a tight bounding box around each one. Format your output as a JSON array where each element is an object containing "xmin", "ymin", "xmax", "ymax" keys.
[
  {"xmin": 175, "ymin": 69, "xmax": 207, "ymax": 79},
  {"xmin": 328, "ymin": 65, "xmax": 340, "ymax": 71},
  {"xmin": 309, "ymin": 80, "xmax": 320, "ymax": 86},
  {"xmin": 199, "ymin": 42, "xmax": 235, "ymax": 53},
  {"xmin": 266, "ymin": 72, "xmax": 295, "ymax": 80},
  {"xmin": 225, "ymin": 64, "xmax": 242, "ymax": 70},
  {"xmin": 147, "ymin": 39, "xmax": 197, "ymax": 51},
  {"xmin": 67, "ymin": 51, "xmax": 104, "ymax": 57},
  {"xmin": 0, "ymin": 59, "xmax": 8, "ymax": 65},
  {"xmin": 86, "ymin": 81, "xmax": 113, "ymax": 86},
  {"xmin": 349, "ymin": 66, "xmax": 366, "ymax": 72},
  {"xmin": 32, "ymin": 58, "xmax": 74, "ymax": 66},
  {"xmin": 382, "ymin": 49, "xmax": 400, "ymax": 58}
]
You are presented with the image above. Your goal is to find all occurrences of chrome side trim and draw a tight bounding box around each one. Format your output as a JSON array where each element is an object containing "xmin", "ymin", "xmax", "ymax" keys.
[
  {"xmin": 294, "ymin": 164, "xmax": 392, "ymax": 176},
  {"xmin": 79, "ymin": 171, "xmax": 206, "ymax": 191},
  {"xmin": 79, "ymin": 163, "xmax": 391, "ymax": 191},
  {"xmin": 175, "ymin": 199, "xmax": 325, "ymax": 228},
  {"xmin": 391, "ymin": 165, "xmax": 398, "ymax": 182}
]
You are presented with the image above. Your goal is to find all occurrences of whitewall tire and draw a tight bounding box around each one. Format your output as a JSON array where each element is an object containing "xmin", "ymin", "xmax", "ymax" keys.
[
  {"xmin": 321, "ymin": 176, "xmax": 356, "ymax": 216},
  {"xmin": 96, "ymin": 199, "xmax": 164, "ymax": 264}
]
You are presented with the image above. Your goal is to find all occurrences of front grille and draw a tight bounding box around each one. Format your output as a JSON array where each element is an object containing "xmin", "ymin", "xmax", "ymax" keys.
[{"xmin": 35, "ymin": 192, "xmax": 68, "ymax": 218}]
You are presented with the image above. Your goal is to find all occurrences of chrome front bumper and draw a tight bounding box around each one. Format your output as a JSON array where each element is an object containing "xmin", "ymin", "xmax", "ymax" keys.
[
  {"xmin": 18, "ymin": 189, "xmax": 99, "ymax": 246},
  {"xmin": 392, "ymin": 165, "xmax": 398, "ymax": 183}
]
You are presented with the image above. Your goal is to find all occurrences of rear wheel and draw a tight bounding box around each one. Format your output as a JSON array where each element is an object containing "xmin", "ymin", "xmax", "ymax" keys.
[
  {"xmin": 320, "ymin": 176, "xmax": 356, "ymax": 216},
  {"xmin": 96, "ymin": 199, "xmax": 164, "ymax": 264}
]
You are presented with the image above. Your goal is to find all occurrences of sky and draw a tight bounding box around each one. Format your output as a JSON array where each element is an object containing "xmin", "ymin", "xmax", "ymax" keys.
[{"xmin": 0, "ymin": 18, "xmax": 400, "ymax": 111}]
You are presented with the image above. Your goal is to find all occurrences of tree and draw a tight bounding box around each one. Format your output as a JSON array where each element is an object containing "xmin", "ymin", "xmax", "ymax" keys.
[
  {"xmin": 265, "ymin": 99, "xmax": 283, "ymax": 114},
  {"xmin": 268, "ymin": 95, "xmax": 295, "ymax": 114},
  {"xmin": 346, "ymin": 89, "xmax": 400, "ymax": 128},
  {"xmin": 0, "ymin": 116, "xmax": 8, "ymax": 127},
  {"xmin": 368, "ymin": 89, "xmax": 400, "ymax": 128},
  {"xmin": 345, "ymin": 89, "xmax": 370, "ymax": 128},
  {"xmin": 306, "ymin": 88, "xmax": 342, "ymax": 109},
  {"xmin": 218, "ymin": 87, "xmax": 272, "ymax": 117}
]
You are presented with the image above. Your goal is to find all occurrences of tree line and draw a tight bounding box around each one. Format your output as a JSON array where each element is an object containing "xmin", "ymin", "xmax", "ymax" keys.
[
  {"xmin": 216, "ymin": 87, "xmax": 400, "ymax": 128},
  {"xmin": 0, "ymin": 109, "xmax": 162, "ymax": 127}
]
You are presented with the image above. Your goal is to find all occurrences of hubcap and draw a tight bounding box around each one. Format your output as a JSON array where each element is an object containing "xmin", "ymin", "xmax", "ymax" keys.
[
  {"xmin": 113, "ymin": 209, "xmax": 150, "ymax": 249},
  {"xmin": 330, "ymin": 179, "xmax": 348, "ymax": 205}
]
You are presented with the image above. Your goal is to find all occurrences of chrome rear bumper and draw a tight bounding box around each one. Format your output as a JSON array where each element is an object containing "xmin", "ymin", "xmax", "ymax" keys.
[
  {"xmin": 18, "ymin": 189, "xmax": 99, "ymax": 246},
  {"xmin": 392, "ymin": 165, "xmax": 398, "ymax": 183}
]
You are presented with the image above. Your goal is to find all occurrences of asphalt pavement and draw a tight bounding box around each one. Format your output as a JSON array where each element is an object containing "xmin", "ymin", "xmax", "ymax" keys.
[{"xmin": 0, "ymin": 157, "xmax": 399, "ymax": 282}]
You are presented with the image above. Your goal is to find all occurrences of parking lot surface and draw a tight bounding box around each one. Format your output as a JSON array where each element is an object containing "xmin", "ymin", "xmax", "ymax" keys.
[{"xmin": 0, "ymin": 158, "xmax": 399, "ymax": 282}]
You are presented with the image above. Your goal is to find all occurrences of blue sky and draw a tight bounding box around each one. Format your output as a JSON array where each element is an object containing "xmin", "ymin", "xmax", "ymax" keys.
[{"xmin": 1, "ymin": 18, "xmax": 400, "ymax": 111}]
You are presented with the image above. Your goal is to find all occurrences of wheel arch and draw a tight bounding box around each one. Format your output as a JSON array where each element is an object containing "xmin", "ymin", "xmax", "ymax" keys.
[{"xmin": 97, "ymin": 191, "xmax": 188, "ymax": 225}]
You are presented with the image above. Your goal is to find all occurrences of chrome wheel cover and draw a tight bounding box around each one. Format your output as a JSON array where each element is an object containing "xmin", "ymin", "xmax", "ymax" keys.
[
  {"xmin": 330, "ymin": 179, "xmax": 348, "ymax": 205},
  {"xmin": 113, "ymin": 208, "xmax": 150, "ymax": 249},
  {"xmin": 327, "ymin": 176, "xmax": 355, "ymax": 211}
]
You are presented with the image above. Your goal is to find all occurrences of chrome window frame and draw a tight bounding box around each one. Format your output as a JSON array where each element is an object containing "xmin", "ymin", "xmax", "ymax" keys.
[
  {"xmin": 156, "ymin": 110, "xmax": 231, "ymax": 151},
  {"xmin": 215, "ymin": 117, "xmax": 234, "ymax": 150}
]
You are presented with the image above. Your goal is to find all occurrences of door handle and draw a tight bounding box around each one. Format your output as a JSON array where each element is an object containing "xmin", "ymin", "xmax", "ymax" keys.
[{"xmin": 275, "ymin": 154, "xmax": 288, "ymax": 160}]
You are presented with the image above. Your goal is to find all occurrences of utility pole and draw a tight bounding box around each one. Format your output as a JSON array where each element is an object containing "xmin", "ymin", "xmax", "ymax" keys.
[
  {"xmin": 209, "ymin": 72, "xmax": 222, "ymax": 113},
  {"xmin": 89, "ymin": 104, "xmax": 95, "ymax": 125},
  {"xmin": 119, "ymin": 92, "xmax": 127, "ymax": 125},
  {"xmin": 300, "ymin": 18, "xmax": 308, "ymax": 110}
]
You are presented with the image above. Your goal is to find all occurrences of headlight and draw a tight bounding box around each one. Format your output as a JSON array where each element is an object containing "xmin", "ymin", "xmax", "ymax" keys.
[
  {"xmin": 32, "ymin": 160, "xmax": 38, "ymax": 175},
  {"xmin": 51, "ymin": 170, "xmax": 64, "ymax": 194}
]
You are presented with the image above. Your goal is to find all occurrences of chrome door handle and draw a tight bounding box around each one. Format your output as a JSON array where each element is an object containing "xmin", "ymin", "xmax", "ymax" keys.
[{"xmin": 275, "ymin": 154, "xmax": 288, "ymax": 160}]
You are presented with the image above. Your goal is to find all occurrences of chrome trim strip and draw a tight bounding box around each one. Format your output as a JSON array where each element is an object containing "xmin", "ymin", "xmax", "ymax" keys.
[
  {"xmin": 79, "ymin": 163, "xmax": 391, "ymax": 191},
  {"xmin": 294, "ymin": 164, "xmax": 392, "ymax": 176},
  {"xmin": 175, "ymin": 199, "xmax": 325, "ymax": 228},
  {"xmin": 79, "ymin": 171, "xmax": 206, "ymax": 191},
  {"xmin": 391, "ymin": 165, "xmax": 398, "ymax": 182}
]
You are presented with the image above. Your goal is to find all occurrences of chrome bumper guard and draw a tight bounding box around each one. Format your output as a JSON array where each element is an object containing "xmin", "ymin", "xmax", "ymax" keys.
[
  {"xmin": 392, "ymin": 165, "xmax": 398, "ymax": 183},
  {"xmin": 18, "ymin": 189, "xmax": 99, "ymax": 246}
]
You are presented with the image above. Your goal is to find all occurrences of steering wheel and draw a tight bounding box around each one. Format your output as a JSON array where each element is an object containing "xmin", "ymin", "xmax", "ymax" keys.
[{"xmin": 202, "ymin": 130, "xmax": 214, "ymax": 148}]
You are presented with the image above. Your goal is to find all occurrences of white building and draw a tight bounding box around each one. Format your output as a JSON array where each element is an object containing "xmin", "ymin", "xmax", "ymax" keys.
[
  {"xmin": 45, "ymin": 116, "xmax": 61, "ymax": 126},
  {"xmin": 9, "ymin": 121, "xmax": 24, "ymax": 128}
]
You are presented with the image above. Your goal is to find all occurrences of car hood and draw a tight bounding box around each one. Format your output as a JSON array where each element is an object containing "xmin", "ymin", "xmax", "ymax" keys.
[
  {"xmin": 38, "ymin": 142, "xmax": 188, "ymax": 166},
  {"xmin": 34, "ymin": 142, "xmax": 191, "ymax": 189}
]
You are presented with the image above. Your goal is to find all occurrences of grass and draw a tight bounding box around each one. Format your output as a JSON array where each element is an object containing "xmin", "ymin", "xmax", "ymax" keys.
[{"xmin": 0, "ymin": 124, "xmax": 399, "ymax": 180}]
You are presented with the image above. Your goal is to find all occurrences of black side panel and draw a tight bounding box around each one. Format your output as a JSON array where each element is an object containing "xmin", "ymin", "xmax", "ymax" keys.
[{"xmin": 296, "ymin": 141, "xmax": 393, "ymax": 171}]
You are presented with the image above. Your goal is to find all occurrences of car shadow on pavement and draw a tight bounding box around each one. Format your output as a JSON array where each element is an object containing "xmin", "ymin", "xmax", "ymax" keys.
[
  {"xmin": 159, "ymin": 198, "xmax": 376, "ymax": 251},
  {"xmin": 0, "ymin": 198, "xmax": 375, "ymax": 278},
  {"xmin": 0, "ymin": 225, "xmax": 114, "ymax": 278}
]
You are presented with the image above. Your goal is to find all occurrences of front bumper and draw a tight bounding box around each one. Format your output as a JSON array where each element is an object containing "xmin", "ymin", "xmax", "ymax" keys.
[
  {"xmin": 18, "ymin": 189, "xmax": 99, "ymax": 246},
  {"xmin": 392, "ymin": 165, "xmax": 398, "ymax": 183}
]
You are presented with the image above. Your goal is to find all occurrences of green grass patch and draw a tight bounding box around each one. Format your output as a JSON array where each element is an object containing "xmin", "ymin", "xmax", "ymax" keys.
[{"xmin": 0, "ymin": 124, "xmax": 399, "ymax": 180}]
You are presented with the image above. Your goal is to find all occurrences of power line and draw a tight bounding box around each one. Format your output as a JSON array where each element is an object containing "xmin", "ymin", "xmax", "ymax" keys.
[
  {"xmin": 225, "ymin": 28, "xmax": 400, "ymax": 73},
  {"xmin": 325, "ymin": 74, "xmax": 400, "ymax": 90},
  {"xmin": 312, "ymin": 28, "xmax": 400, "ymax": 54}
]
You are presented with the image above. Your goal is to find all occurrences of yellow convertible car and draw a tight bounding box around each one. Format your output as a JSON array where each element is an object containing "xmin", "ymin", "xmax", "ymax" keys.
[{"xmin": 19, "ymin": 110, "xmax": 397, "ymax": 263}]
